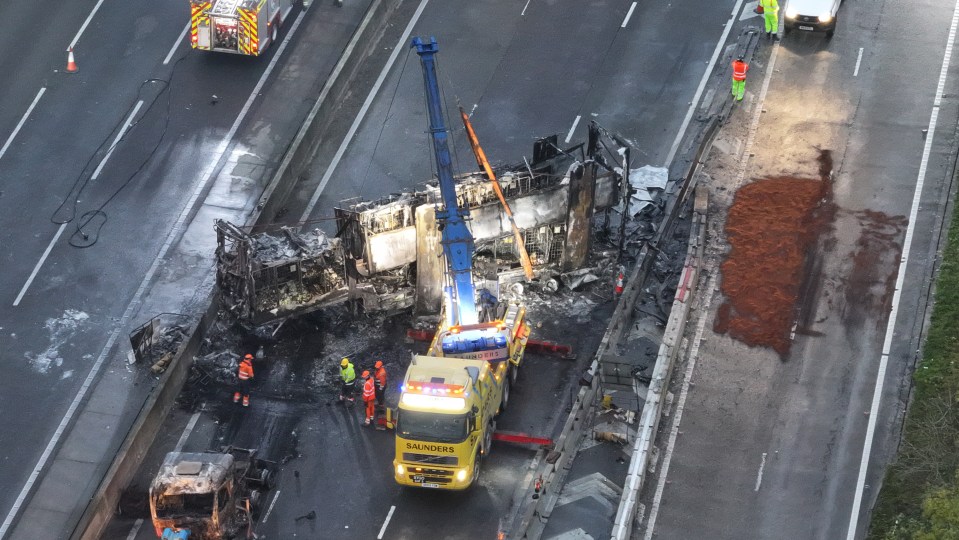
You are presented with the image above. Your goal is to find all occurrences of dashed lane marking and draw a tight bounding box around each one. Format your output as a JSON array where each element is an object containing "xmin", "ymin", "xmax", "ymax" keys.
[
  {"xmin": 565, "ymin": 115, "xmax": 582, "ymax": 144},
  {"xmin": 621, "ymin": 2, "xmax": 638, "ymax": 28},
  {"xmin": 377, "ymin": 505, "xmax": 396, "ymax": 539},
  {"xmin": 0, "ymin": 87, "xmax": 45, "ymax": 163},
  {"xmin": 174, "ymin": 411, "xmax": 202, "ymax": 453},
  {"xmin": 261, "ymin": 490, "xmax": 281, "ymax": 524},
  {"xmin": 125, "ymin": 518, "xmax": 143, "ymax": 540},
  {"xmin": 69, "ymin": 0, "xmax": 107, "ymax": 50},
  {"xmin": 164, "ymin": 24, "xmax": 190, "ymax": 65},
  {"xmin": 754, "ymin": 452, "xmax": 767, "ymax": 492}
]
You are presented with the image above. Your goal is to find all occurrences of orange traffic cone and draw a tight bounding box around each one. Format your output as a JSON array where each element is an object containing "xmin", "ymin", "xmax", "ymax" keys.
[
  {"xmin": 614, "ymin": 270, "xmax": 625, "ymax": 295},
  {"xmin": 65, "ymin": 47, "xmax": 78, "ymax": 74}
]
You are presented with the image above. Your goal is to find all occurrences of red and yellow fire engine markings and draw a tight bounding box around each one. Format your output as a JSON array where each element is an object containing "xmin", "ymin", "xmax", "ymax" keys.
[
  {"xmin": 238, "ymin": 8, "xmax": 257, "ymax": 55},
  {"xmin": 190, "ymin": 2, "xmax": 211, "ymax": 47}
]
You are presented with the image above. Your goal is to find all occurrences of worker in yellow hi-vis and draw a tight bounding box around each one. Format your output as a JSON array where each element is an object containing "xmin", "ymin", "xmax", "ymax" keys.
[{"xmin": 760, "ymin": 0, "xmax": 780, "ymax": 39}]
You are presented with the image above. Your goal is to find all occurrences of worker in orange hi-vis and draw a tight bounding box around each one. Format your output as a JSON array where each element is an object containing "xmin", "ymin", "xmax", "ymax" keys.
[
  {"xmin": 374, "ymin": 360, "xmax": 387, "ymax": 410},
  {"xmin": 362, "ymin": 370, "xmax": 376, "ymax": 425},
  {"xmin": 732, "ymin": 56, "xmax": 749, "ymax": 101},
  {"xmin": 234, "ymin": 354, "xmax": 254, "ymax": 407}
]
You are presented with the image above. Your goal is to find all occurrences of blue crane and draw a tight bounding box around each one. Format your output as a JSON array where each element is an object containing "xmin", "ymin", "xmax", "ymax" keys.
[{"xmin": 411, "ymin": 36, "xmax": 479, "ymax": 327}]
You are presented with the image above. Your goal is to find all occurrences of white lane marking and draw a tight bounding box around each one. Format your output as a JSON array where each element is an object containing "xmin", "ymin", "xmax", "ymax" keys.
[
  {"xmin": 125, "ymin": 518, "xmax": 143, "ymax": 540},
  {"xmin": 12, "ymin": 100, "xmax": 143, "ymax": 307},
  {"xmin": 0, "ymin": 12, "xmax": 308, "ymax": 539},
  {"xmin": 847, "ymin": 0, "xmax": 959, "ymax": 537},
  {"xmin": 0, "ymin": 88, "xmax": 45, "ymax": 163},
  {"xmin": 736, "ymin": 40, "xmax": 780, "ymax": 187},
  {"xmin": 754, "ymin": 452, "xmax": 767, "ymax": 492},
  {"xmin": 664, "ymin": 0, "xmax": 746, "ymax": 167},
  {"xmin": 174, "ymin": 411, "xmax": 201, "ymax": 453},
  {"xmin": 621, "ymin": 2, "xmax": 638, "ymax": 28},
  {"xmin": 299, "ymin": 0, "xmax": 431, "ymax": 223},
  {"xmin": 564, "ymin": 115, "xmax": 582, "ymax": 144},
  {"xmin": 12, "ymin": 224, "xmax": 66, "ymax": 307},
  {"xmin": 521, "ymin": 0, "xmax": 531, "ymax": 16},
  {"xmin": 740, "ymin": 0, "xmax": 761, "ymax": 21},
  {"xmin": 644, "ymin": 272, "xmax": 717, "ymax": 540},
  {"xmin": 853, "ymin": 47, "xmax": 864, "ymax": 77},
  {"xmin": 261, "ymin": 490, "xmax": 281, "ymax": 524},
  {"xmin": 92, "ymin": 100, "xmax": 144, "ymax": 180},
  {"xmin": 164, "ymin": 24, "xmax": 190, "ymax": 65},
  {"xmin": 69, "ymin": 0, "xmax": 107, "ymax": 50},
  {"xmin": 377, "ymin": 505, "xmax": 396, "ymax": 539}
]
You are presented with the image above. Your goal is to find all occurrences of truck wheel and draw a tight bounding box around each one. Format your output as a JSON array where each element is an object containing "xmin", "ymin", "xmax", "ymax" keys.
[
  {"xmin": 499, "ymin": 375, "xmax": 511, "ymax": 413},
  {"xmin": 271, "ymin": 24, "xmax": 279, "ymax": 46},
  {"xmin": 470, "ymin": 457, "xmax": 481, "ymax": 486},
  {"xmin": 481, "ymin": 421, "xmax": 494, "ymax": 458},
  {"xmin": 510, "ymin": 361, "xmax": 520, "ymax": 385}
]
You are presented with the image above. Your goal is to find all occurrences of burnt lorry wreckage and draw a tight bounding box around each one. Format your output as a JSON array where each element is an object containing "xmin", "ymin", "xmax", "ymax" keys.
[{"xmin": 215, "ymin": 123, "xmax": 646, "ymax": 325}]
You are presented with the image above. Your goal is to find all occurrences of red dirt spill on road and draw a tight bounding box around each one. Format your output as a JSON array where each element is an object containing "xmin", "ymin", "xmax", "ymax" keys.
[{"xmin": 714, "ymin": 152, "xmax": 833, "ymax": 357}]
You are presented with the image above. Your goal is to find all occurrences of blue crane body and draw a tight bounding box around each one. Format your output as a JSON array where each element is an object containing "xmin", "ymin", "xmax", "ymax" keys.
[{"xmin": 411, "ymin": 37, "xmax": 479, "ymax": 328}]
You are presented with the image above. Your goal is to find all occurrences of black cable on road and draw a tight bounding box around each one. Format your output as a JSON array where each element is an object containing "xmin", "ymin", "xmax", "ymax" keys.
[{"xmin": 51, "ymin": 52, "xmax": 189, "ymax": 248}]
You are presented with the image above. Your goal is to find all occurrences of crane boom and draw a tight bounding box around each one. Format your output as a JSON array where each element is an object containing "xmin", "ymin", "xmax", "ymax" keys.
[
  {"xmin": 411, "ymin": 36, "xmax": 478, "ymax": 326},
  {"xmin": 459, "ymin": 106, "xmax": 535, "ymax": 281}
]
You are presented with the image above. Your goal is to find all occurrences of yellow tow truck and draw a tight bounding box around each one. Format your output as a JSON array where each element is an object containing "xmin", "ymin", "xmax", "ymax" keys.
[{"xmin": 394, "ymin": 306, "xmax": 529, "ymax": 490}]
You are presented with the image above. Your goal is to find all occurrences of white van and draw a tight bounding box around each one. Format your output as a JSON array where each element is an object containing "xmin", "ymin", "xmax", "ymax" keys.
[{"xmin": 783, "ymin": 0, "xmax": 841, "ymax": 38}]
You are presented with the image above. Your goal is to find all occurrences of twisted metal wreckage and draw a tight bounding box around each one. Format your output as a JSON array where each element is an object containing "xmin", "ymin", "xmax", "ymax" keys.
[{"xmin": 215, "ymin": 123, "xmax": 660, "ymax": 325}]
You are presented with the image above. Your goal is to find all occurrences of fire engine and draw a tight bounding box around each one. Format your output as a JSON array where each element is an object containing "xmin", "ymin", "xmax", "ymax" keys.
[{"xmin": 190, "ymin": 0, "xmax": 295, "ymax": 56}]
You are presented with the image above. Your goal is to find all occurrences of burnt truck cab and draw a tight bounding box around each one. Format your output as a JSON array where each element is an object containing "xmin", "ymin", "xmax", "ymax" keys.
[{"xmin": 149, "ymin": 448, "xmax": 274, "ymax": 539}]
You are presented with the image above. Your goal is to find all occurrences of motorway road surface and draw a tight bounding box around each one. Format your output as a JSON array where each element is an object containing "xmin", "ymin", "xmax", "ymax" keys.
[
  {"xmin": 0, "ymin": 0, "xmax": 373, "ymax": 537},
  {"xmin": 640, "ymin": 0, "xmax": 959, "ymax": 539},
  {"xmin": 101, "ymin": 0, "xmax": 747, "ymax": 538}
]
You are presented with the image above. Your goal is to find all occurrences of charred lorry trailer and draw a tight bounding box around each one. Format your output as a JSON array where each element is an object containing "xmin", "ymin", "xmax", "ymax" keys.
[
  {"xmin": 149, "ymin": 447, "xmax": 275, "ymax": 539},
  {"xmin": 214, "ymin": 221, "xmax": 350, "ymax": 325},
  {"xmin": 214, "ymin": 128, "xmax": 630, "ymax": 325},
  {"xmin": 190, "ymin": 0, "xmax": 296, "ymax": 56}
]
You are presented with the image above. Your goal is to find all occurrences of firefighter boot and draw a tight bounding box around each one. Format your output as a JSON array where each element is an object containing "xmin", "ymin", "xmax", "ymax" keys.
[
  {"xmin": 243, "ymin": 395, "xmax": 250, "ymax": 407},
  {"xmin": 233, "ymin": 392, "xmax": 241, "ymax": 403}
]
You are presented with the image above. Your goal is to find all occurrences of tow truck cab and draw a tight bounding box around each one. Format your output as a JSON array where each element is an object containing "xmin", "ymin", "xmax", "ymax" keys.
[
  {"xmin": 393, "ymin": 305, "xmax": 528, "ymax": 490},
  {"xmin": 393, "ymin": 355, "xmax": 506, "ymax": 490}
]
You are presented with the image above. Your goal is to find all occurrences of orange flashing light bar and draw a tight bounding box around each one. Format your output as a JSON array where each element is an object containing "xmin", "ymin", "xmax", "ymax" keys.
[{"xmin": 402, "ymin": 383, "xmax": 465, "ymax": 395}]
